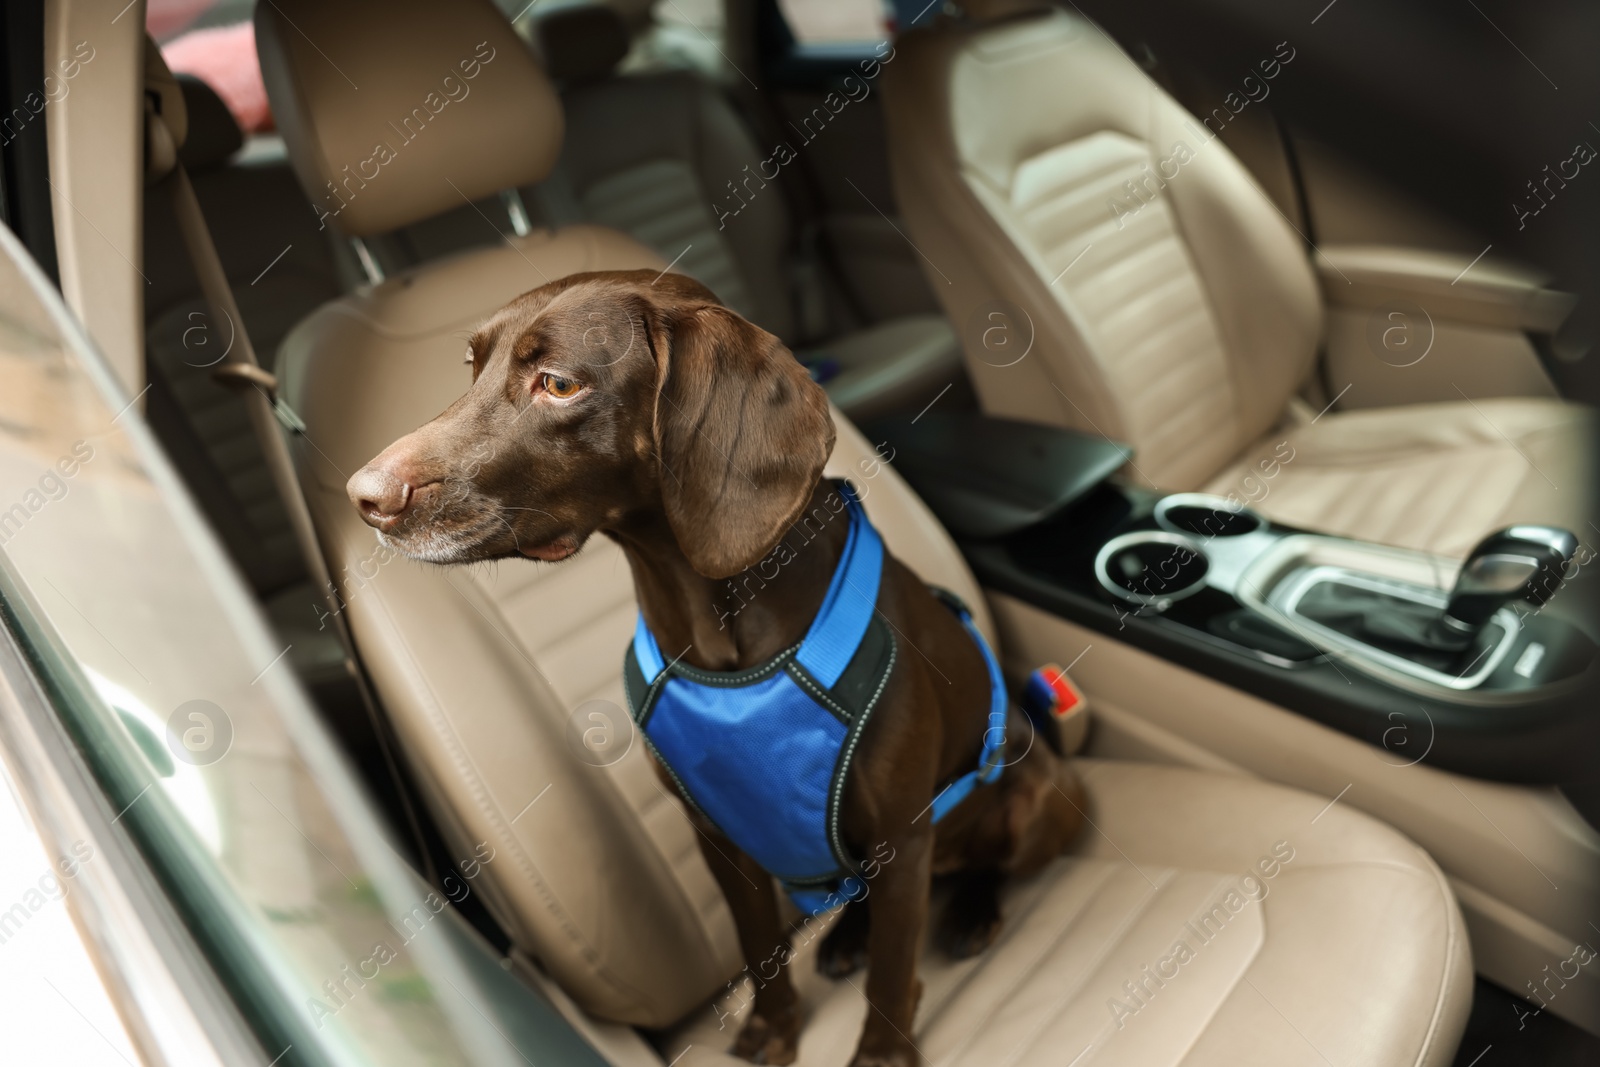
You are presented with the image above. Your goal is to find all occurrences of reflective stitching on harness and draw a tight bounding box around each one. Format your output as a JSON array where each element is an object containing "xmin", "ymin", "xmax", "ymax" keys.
[
  {"xmin": 633, "ymin": 659, "xmax": 671, "ymax": 730},
  {"xmin": 669, "ymin": 646, "xmax": 798, "ymax": 687},
  {"xmin": 786, "ymin": 661, "xmax": 854, "ymax": 725}
]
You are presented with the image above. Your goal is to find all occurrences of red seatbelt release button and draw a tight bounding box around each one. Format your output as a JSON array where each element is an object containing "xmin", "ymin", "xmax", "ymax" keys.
[{"xmin": 1023, "ymin": 663, "xmax": 1091, "ymax": 755}]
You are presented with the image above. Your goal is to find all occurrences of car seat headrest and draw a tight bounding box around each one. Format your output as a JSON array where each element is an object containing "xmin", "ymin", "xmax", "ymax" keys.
[
  {"xmin": 533, "ymin": 3, "xmax": 631, "ymax": 85},
  {"xmin": 254, "ymin": 0, "xmax": 563, "ymax": 238}
]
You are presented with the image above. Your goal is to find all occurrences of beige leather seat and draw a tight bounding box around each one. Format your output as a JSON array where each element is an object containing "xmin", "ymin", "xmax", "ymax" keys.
[
  {"xmin": 259, "ymin": 1, "xmax": 1470, "ymax": 1062},
  {"xmin": 527, "ymin": 3, "xmax": 964, "ymax": 422},
  {"xmin": 883, "ymin": 5, "xmax": 1594, "ymax": 559}
]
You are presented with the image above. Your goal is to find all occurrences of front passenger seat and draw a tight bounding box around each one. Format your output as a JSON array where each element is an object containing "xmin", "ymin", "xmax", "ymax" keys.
[
  {"xmin": 883, "ymin": 5, "xmax": 1594, "ymax": 559},
  {"xmin": 259, "ymin": 1, "xmax": 1471, "ymax": 1063}
]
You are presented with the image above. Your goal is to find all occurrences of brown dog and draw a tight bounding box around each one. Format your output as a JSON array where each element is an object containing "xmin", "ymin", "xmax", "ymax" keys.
[{"xmin": 346, "ymin": 270, "xmax": 1084, "ymax": 1066}]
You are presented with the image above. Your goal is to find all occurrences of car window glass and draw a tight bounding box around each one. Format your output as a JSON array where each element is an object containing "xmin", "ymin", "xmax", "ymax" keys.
[
  {"xmin": 0, "ymin": 223, "xmax": 529, "ymax": 1065},
  {"xmin": 149, "ymin": 0, "xmax": 272, "ymax": 134},
  {"xmin": 631, "ymin": 0, "xmax": 735, "ymax": 79}
]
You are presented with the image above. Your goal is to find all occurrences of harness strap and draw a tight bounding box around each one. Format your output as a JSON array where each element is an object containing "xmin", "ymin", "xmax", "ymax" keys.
[
  {"xmin": 631, "ymin": 612, "xmax": 666, "ymax": 681},
  {"xmin": 794, "ymin": 483, "xmax": 881, "ymax": 688},
  {"xmin": 633, "ymin": 481, "xmax": 880, "ymax": 689},
  {"xmin": 929, "ymin": 601, "xmax": 1009, "ymax": 824}
]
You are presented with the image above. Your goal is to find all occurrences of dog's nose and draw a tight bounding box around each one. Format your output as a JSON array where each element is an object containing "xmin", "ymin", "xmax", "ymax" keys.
[{"xmin": 348, "ymin": 465, "xmax": 413, "ymax": 528}]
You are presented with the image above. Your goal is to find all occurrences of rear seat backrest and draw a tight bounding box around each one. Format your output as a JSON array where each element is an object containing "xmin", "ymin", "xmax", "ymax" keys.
[
  {"xmin": 258, "ymin": 0, "xmax": 994, "ymax": 1028},
  {"xmin": 531, "ymin": 4, "xmax": 796, "ymax": 339}
]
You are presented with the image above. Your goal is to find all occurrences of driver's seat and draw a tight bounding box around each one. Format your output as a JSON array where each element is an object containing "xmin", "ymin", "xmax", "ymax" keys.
[{"xmin": 258, "ymin": 0, "xmax": 1471, "ymax": 1062}]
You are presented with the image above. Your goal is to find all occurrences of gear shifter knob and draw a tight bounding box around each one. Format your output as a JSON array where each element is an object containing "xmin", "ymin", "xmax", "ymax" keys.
[{"xmin": 1431, "ymin": 525, "xmax": 1579, "ymax": 650}]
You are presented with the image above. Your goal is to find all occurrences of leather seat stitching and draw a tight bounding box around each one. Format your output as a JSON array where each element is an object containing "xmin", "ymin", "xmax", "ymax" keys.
[{"xmin": 1406, "ymin": 848, "xmax": 1467, "ymax": 1067}]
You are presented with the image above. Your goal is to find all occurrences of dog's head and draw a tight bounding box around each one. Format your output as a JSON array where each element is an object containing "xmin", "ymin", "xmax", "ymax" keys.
[{"xmin": 346, "ymin": 270, "xmax": 835, "ymax": 578}]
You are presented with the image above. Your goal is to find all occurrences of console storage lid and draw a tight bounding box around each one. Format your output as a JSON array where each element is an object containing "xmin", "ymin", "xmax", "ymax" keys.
[{"xmin": 867, "ymin": 412, "xmax": 1131, "ymax": 540}]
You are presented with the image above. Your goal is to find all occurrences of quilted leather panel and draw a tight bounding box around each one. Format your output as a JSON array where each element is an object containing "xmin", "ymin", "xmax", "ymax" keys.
[
  {"xmin": 886, "ymin": 8, "xmax": 1324, "ymax": 490},
  {"xmin": 993, "ymin": 131, "xmax": 1240, "ymax": 487}
]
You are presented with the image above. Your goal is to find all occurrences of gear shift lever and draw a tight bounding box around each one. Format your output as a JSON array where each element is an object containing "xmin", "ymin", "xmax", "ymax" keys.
[{"xmin": 1427, "ymin": 526, "xmax": 1578, "ymax": 651}]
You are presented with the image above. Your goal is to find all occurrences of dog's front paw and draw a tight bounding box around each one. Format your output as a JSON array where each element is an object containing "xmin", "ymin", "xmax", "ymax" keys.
[{"xmin": 731, "ymin": 1003, "xmax": 800, "ymax": 1065}]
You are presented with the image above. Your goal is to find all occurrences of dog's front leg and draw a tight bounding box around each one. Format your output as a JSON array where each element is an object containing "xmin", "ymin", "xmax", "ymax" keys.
[
  {"xmin": 694, "ymin": 821, "xmax": 802, "ymax": 1065},
  {"xmin": 851, "ymin": 827, "xmax": 933, "ymax": 1067}
]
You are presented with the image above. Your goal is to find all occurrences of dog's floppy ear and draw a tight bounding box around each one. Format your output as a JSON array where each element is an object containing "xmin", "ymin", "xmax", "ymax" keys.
[{"xmin": 650, "ymin": 302, "xmax": 835, "ymax": 579}]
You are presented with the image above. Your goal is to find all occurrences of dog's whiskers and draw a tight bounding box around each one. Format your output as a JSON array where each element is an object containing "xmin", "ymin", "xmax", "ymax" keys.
[
  {"xmin": 488, "ymin": 509, "xmax": 526, "ymax": 551},
  {"xmin": 500, "ymin": 504, "xmax": 559, "ymax": 520}
]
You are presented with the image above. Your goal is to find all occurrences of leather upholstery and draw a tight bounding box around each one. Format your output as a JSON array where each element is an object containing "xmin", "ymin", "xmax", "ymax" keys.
[
  {"xmin": 988, "ymin": 591, "xmax": 1600, "ymax": 1037},
  {"xmin": 255, "ymin": 0, "xmax": 564, "ymax": 238},
  {"xmin": 665, "ymin": 760, "xmax": 1469, "ymax": 1066},
  {"xmin": 1314, "ymin": 246, "xmax": 1577, "ymax": 335},
  {"xmin": 275, "ymin": 223, "xmax": 993, "ymax": 1026},
  {"xmin": 884, "ymin": 9, "xmax": 1321, "ymax": 490},
  {"xmin": 884, "ymin": 8, "xmax": 1593, "ymax": 555},
  {"xmin": 263, "ymin": 1, "xmax": 1473, "ymax": 1059},
  {"xmin": 277, "ymin": 236, "xmax": 1474, "ymax": 1051},
  {"xmin": 800, "ymin": 315, "xmax": 967, "ymax": 423},
  {"xmin": 1206, "ymin": 397, "xmax": 1596, "ymax": 558},
  {"xmin": 279, "ymin": 226, "xmax": 742, "ymax": 1027}
]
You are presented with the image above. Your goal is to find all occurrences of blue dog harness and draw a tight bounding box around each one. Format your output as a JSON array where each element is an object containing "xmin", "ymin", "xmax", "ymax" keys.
[{"xmin": 623, "ymin": 482, "xmax": 1008, "ymax": 915}]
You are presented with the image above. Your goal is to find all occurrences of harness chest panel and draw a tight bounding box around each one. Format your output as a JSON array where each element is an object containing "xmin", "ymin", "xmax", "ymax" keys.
[{"xmin": 622, "ymin": 483, "xmax": 1006, "ymax": 915}]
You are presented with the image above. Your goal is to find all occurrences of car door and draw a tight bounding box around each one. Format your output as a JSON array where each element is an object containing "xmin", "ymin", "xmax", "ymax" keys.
[{"xmin": 0, "ymin": 216, "xmax": 608, "ymax": 1067}]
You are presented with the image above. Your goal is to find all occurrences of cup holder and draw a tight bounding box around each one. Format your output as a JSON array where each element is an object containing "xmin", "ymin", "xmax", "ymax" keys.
[
  {"xmin": 1095, "ymin": 531, "xmax": 1210, "ymax": 606},
  {"xmin": 1154, "ymin": 493, "xmax": 1267, "ymax": 538}
]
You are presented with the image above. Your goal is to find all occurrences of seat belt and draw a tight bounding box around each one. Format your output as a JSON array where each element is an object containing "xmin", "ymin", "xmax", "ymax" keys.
[{"xmin": 143, "ymin": 87, "xmax": 442, "ymax": 889}]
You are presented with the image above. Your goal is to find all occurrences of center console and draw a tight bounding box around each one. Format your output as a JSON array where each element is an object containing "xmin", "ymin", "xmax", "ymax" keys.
[{"xmin": 872, "ymin": 412, "xmax": 1598, "ymax": 782}]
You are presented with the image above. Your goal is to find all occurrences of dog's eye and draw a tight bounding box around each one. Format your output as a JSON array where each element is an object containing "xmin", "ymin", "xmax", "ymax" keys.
[{"xmin": 542, "ymin": 374, "xmax": 582, "ymax": 399}]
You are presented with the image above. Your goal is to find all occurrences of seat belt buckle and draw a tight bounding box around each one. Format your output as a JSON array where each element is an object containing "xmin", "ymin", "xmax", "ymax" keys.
[
  {"xmin": 1021, "ymin": 664, "xmax": 1090, "ymax": 756},
  {"xmin": 210, "ymin": 363, "xmax": 307, "ymax": 434}
]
